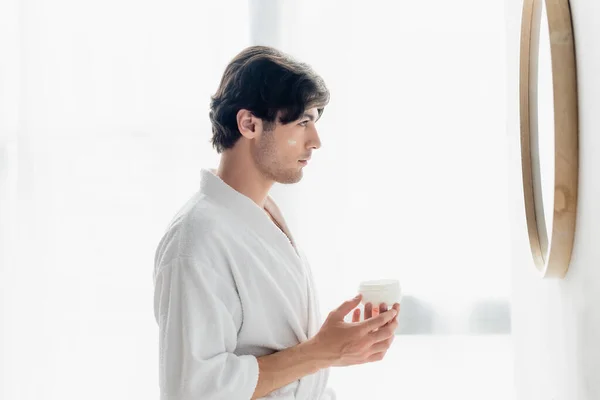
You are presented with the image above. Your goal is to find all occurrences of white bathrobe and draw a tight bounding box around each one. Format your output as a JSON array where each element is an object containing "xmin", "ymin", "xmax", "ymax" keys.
[{"xmin": 153, "ymin": 169, "xmax": 335, "ymax": 400}]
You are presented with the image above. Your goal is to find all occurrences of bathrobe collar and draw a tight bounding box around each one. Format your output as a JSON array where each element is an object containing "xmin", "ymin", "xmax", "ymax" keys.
[{"xmin": 199, "ymin": 169, "xmax": 299, "ymax": 255}]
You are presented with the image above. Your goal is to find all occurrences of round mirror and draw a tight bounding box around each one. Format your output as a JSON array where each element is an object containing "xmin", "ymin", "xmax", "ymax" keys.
[
  {"xmin": 530, "ymin": 0, "xmax": 554, "ymax": 259},
  {"xmin": 519, "ymin": 0, "xmax": 578, "ymax": 278}
]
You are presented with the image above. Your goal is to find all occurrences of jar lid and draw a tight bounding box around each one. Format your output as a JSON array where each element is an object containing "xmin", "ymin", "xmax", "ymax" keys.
[{"xmin": 358, "ymin": 279, "xmax": 400, "ymax": 292}]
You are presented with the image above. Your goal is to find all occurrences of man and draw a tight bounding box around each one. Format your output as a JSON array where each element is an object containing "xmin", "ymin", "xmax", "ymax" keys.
[{"xmin": 153, "ymin": 46, "xmax": 400, "ymax": 400}]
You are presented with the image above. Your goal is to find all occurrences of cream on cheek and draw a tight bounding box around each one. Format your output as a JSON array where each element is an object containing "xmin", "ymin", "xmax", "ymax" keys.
[{"xmin": 286, "ymin": 127, "xmax": 303, "ymax": 147}]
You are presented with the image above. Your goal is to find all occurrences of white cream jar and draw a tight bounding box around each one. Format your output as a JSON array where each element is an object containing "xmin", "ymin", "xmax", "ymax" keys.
[{"xmin": 358, "ymin": 279, "xmax": 402, "ymax": 307}]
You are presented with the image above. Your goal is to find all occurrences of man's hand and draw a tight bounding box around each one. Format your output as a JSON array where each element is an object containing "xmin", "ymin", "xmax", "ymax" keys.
[
  {"xmin": 309, "ymin": 294, "xmax": 400, "ymax": 367},
  {"xmin": 252, "ymin": 295, "xmax": 400, "ymax": 398}
]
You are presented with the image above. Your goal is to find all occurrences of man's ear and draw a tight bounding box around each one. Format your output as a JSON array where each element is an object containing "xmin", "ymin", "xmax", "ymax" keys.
[{"xmin": 237, "ymin": 109, "xmax": 260, "ymax": 139}]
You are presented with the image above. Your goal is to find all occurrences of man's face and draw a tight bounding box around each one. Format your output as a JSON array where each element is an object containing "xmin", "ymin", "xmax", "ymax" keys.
[{"xmin": 252, "ymin": 107, "xmax": 322, "ymax": 184}]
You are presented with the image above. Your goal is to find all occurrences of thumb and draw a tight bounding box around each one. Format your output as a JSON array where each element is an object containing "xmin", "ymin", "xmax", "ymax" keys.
[{"xmin": 332, "ymin": 294, "xmax": 362, "ymax": 319}]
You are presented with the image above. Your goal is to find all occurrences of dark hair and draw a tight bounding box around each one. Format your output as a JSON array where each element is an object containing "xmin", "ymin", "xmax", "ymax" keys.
[{"xmin": 209, "ymin": 46, "xmax": 330, "ymax": 153}]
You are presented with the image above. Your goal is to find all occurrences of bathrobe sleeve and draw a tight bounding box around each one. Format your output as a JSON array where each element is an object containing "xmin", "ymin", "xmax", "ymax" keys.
[{"xmin": 154, "ymin": 256, "xmax": 259, "ymax": 400}]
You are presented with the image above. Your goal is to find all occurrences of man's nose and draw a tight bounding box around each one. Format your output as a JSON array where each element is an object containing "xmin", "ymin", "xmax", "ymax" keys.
[{"xmin": 307, "ymin": 125, "xmax": 321, "ymax": 150}]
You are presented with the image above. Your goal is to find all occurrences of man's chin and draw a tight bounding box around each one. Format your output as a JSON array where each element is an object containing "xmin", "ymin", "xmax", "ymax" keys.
[{"xmin": 276, "ymin": 170, "xmax": 303, "ymax": 185}]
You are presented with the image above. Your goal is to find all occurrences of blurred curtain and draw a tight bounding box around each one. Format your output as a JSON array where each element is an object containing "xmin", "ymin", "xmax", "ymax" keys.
[{"xmin": 1, "ymin": 1, "xmax": 249, "ymax": 399}]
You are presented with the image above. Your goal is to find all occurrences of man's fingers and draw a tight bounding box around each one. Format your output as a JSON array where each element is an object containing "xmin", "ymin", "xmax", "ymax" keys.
[
  {"xmin": 352, "ymin": 308, "xmax": 361, "ymax": 323},
  {"xmin": 364, "ymin": 303, "xmax": 373, "ymax": 320},
  {"xmin": 379, "ymin": 303, "xmax": 388, "ymax": 314},
  {"xmin": 361, "ymin": 308, "xmax": 397, "ymax": 333},
  {"xmin": 370, "ymin": 336, "xmax": 395, "ymax": 353},
  {"xmin": 370, "ymin": 320, "xmax": 398, "ymax": 343},
  {"xmin": 384, "ymin": 303, "xmax": 401, "ymax": 326},
  {"xmin": 392, "ymin": 303, "xmax": 400, "ymax": 319},
  {"xmin": 333, "ymin": 294, "xmax": 362, "ymax": 319},
  {"xmin": 364, "ymin": 351, "xmax": 386, "ymax": 363}
]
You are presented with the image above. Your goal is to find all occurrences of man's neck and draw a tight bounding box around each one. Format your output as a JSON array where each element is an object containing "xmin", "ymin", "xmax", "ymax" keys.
[{"xmin": 216, "ymin": 149, "xmax": 274, "ymax": 208}]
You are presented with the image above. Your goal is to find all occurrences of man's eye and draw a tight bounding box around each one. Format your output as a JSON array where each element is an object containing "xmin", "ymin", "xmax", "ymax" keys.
[{"xmin": 299, "ymin": 121, "xmax": 309, "ymax": 127}]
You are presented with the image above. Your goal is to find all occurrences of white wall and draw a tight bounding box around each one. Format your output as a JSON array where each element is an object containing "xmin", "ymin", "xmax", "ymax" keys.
[{"xmin": 505, "ymin": 1, "xmax": 600, "ymax": 399}]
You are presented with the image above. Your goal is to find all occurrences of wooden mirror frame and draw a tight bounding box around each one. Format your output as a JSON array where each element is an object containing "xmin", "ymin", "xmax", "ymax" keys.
[{"xmin": 519, "ymin": 0, "xmax": 578, "ymax": 278}]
